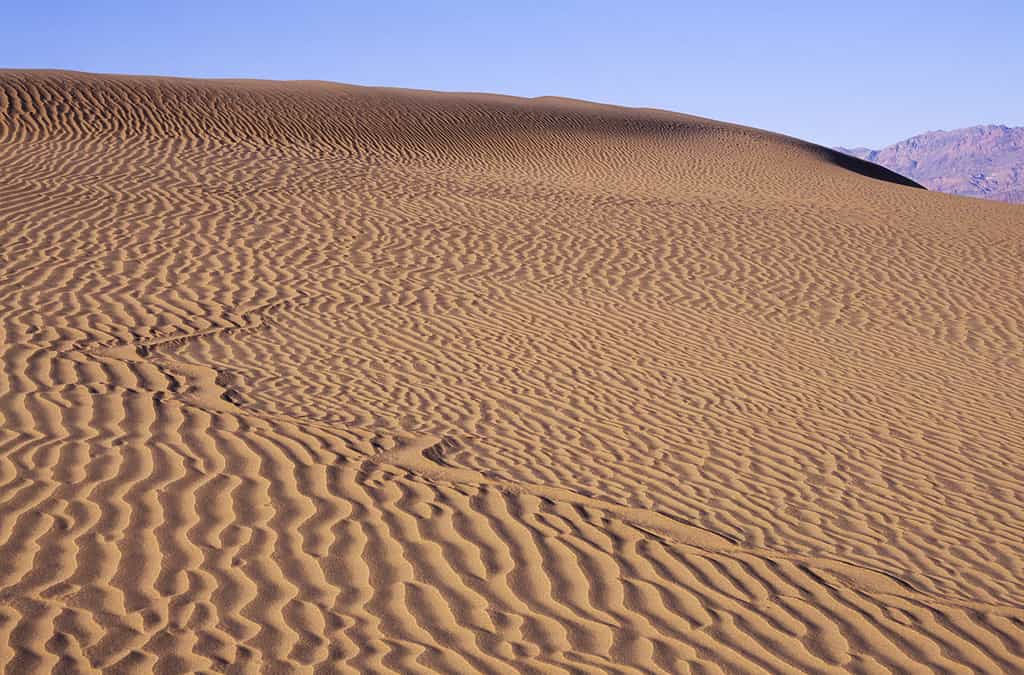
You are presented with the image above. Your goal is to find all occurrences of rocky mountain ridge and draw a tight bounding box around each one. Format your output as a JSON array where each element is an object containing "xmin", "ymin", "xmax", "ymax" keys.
[{"xmin": 838, "ymin": 125, "xmax": 1024, "ymax": 203}]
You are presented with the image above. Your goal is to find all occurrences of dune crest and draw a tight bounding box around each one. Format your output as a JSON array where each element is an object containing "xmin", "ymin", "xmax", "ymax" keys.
[{"xmin": 1, "ymin": 70, "xmax": 1023, "ymax": 673}]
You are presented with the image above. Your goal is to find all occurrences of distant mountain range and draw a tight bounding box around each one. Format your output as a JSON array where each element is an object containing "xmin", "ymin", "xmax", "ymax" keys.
[{"xmin": 837, "ymin": 125, "xmax": 1024, "ymax": 203}]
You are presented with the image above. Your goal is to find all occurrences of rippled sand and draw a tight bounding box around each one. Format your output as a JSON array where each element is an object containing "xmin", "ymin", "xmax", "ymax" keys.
[{"xmin": 1, "ymin": 70, "xmax": 1023, "ymax": 673}]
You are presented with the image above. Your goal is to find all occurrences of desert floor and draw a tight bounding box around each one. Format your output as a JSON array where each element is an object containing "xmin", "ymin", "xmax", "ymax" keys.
[{"xmin": 1, "ymin": 71, "xmax": 1023, "ymax": 673}]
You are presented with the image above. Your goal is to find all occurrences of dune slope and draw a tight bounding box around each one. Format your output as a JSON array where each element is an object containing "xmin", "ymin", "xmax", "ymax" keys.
[{"xmin": 1, "ymin": 70, "xmax": 1023, "ymax": 673}]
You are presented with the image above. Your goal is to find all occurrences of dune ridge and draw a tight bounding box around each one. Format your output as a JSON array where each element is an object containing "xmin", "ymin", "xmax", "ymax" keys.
[{"xmin": 1, "ymin": 70, "xmax": 1023, "ymax": 673}]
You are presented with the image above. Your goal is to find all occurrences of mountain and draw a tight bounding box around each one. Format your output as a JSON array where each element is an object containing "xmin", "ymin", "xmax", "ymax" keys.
[{"xmin": 838, "ymin": 125, "xmax": 1024, "ymax": 203}]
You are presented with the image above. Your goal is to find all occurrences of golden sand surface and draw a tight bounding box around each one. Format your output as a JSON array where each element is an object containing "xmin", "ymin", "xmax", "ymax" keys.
[{"xmin": 1, "ymin": 70, "xmax": 1023, "ymax": 673}]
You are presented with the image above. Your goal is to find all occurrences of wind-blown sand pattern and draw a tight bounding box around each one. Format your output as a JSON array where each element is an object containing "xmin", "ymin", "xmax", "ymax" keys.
[{"xmin": 1, "ymin": 70, "xmax": 1023, "ymax": 673}]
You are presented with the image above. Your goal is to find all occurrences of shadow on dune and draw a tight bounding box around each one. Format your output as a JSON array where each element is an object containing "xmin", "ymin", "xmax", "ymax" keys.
[{"xmin": 819, "ymin": 147, "xmax": 925, "ymax": 189}]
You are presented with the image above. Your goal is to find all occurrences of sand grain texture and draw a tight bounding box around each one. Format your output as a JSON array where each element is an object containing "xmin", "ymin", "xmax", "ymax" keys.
[{"xmin": 1, "ymin": 71, "xmax": 1023, "ymax": 673}]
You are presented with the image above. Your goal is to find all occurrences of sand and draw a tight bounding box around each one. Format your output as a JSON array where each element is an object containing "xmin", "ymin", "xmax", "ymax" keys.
[{"xmin": 0, "ymin": 70, "xmax": 1022, "ymax": 673}]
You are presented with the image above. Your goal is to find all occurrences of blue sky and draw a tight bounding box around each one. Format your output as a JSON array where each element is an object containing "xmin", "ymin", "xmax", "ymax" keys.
[{"xmin": 4, "ymin": 1, "xmax": 1021, "ymax": 148}]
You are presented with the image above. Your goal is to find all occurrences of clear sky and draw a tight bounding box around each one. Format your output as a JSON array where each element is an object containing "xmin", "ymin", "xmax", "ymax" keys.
[{"xmin": 4, "ymin": 1, "xmax": 1022, "ymax": 148}]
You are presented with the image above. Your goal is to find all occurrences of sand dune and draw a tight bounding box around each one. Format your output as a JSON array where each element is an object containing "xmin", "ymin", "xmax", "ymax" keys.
[{"xmin": 1, "ymin": 70, "xmax": 1023, "ymax": 673}]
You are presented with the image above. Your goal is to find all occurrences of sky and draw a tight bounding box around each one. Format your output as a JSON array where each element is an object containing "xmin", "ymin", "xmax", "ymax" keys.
[{"xmin": 4, "ymin": 1, "xmax": 1022, "ymax": 148}]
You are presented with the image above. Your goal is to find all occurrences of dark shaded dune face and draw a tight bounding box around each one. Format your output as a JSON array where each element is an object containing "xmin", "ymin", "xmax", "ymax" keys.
[
  {"xmin": 1, "ymin": 70, "xmax": 1023, "ymax": 673},
  {"xmin": 814, "ymin": 146, "xmax": 925, "ymax": 189}
]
